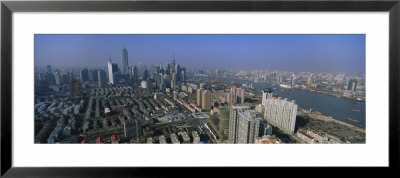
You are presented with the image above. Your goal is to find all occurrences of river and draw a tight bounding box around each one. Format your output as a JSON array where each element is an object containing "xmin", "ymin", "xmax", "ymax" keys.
[{"xmin": 192, "ymin": 76, "xmax": 366, "ymax": 128}]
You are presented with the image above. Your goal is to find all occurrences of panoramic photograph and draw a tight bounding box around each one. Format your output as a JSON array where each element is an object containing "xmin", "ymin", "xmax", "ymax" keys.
[{"xmin": 34, "ymin": 34, "xmax": 366, "ymax": 144}]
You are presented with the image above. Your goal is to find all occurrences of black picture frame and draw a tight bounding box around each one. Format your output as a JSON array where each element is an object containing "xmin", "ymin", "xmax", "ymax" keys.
[{"xmin": 1, "ymin": 0, "xmax": 399, "ymax": 177}]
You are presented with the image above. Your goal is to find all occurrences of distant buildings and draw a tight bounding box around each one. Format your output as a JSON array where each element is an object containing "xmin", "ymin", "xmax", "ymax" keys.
[
  {"xmin": 54, "ymin": 72, "xmax": 61, "ymax": 85},
  {"xmin": 98, "ymin": 69, "xmax": 107, "ymax": 88},
  {"xmin": 80, "ymin": 68, "xmax": 89, "ymax": 83},
  {"xmin": 122, "ymin": 47, "xmax": 129, "ymax": 74},
  {"xmin": 228, "ymin": 106, "xmax": 260, "ymax": 144},
  {"xmin": 89, "ymin": 69, "xmax": 99, "ymax": 82},
  {"xmin": 347, "ymin": 79, "xmax": 358, "ymax": 91},
  {"xmin": 46, "ymin": 65, "xmax": 52, "ymax": 73},
  {"xmin": 308, "ymin": 76, "xmax": 314, "ymax": 87},
  {"xmin": 130, "ymin": 65, "xmax": 138, "ymax": 85},
  {"xmin": 263, "ymin": 97, "xmax": 297, "ymax": 134}
]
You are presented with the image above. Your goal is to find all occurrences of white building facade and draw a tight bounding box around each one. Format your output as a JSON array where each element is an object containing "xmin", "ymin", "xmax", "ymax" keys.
[{"xmin": 263, "ymin": 97, "xmax": 298, "ymax": 134}]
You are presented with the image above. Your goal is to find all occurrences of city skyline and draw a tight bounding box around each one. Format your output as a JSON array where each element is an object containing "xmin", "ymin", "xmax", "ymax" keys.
[
  {"xmin": 35, "ymin": 34, "xmax": 365, "ymax": 72},
  {"xmin": 34, "ymin": 34, "xmax": 366, "ymax": 144}
]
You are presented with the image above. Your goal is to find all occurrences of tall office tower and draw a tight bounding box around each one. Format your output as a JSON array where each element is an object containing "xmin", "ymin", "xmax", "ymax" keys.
[
  {"xmin": 46, "ymin": 65, "xmax": 52, "ymax": 73},
  {"xmin": 201, "ymin": 90, "xmax": 211, "ymax": 111},
  {"xmin": 228, "ymin": 106, "xmax": 260, "ymax": 144},
  {"xmin": 130, "ymin": 65, "xmax": 138, "ymax": 85},
  {"xmin": 98, "ymin": 69, "xmax": 107, "ymax": 88},
  {"xmin": 181, "ymin": 67, "xmax": 186, "ymax": 82},
  {"xmin": 263, "ymin": 97, "xmax": 298, "ymax": 134},
  {"xmin": 68, "ymin": 71, "xmax": 74, "ymax": 81},
  {"xmin": 153, "ymin": 66, "xmax": 160, "ymax": 76},
  {"xmin": 122, "ymin": 47, "xmax": 129, "ymax": 74},
  {"xmin": 197, "ymin": 89, "xmax": 203, "ymax": 106},
  {"xmin": 124, "ymin": 119, "xmax": 142, "ymax": 141},
  {"xmin": 89, "ymin": 69, "xmax": 99, "ymax": 82},
  {"xmin": 159, "ymin": 73, "xmax": 165, "ymax": 91},
  {"xmin": 142, "ymin": 68, "xmax": 149, "ymax": 81},
  {"xmin": 46, "ymin": 72, "xmax": 56, "ymax": 85},
  {"xmin": 175, "ymin": 64, "xmax": 180, "ymax": 81},
  {"xmin": 61, "ymin": 73, "xmax": 69, "ymax": 85},
  {"xmin": 54, "ymin": 72, "xmax": 61, "ymax": 85},
  {"xmin": 107, "ymin": 60, "xmax": 118, "ymax": 84},
  {"xmin": 171, "ymin": 56, "xmax": 176, "ymax": 73},
  {"xmin": 347, "ymin": 79, "xmax": 358, "ymax": 91},
  {"xmin": 80, "ymin": 68, "xmax": 89, "ymax": 83},
  {"xmin": 261, "ymin": 88, "xmax": 273, "ymax": 106}
]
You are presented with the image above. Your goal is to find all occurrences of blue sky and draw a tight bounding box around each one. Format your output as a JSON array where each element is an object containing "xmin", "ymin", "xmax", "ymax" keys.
[{"xmin": 34, "ymin": 34, "xmax": 365, "ymax": 72}]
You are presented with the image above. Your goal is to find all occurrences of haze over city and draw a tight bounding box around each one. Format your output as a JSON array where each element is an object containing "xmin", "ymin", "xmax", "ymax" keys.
[
  {"xmin": 34, "ymin": 34, "xmax": 366, "ymax": 145},
  {"xmin": 35, "ymin": 34, "xmax": 365, "ymax": 72}
]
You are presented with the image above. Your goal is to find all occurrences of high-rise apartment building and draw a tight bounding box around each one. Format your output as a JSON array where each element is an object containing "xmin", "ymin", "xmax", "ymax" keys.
[
  {"xmin": 197, "ymin": 89, "xmax": 202, "ymax": 107},
  {"xmin": 201, "ymin": 90, "xmax": 211, "ymax": 110},
  {"xmin": 227, "ymin": 86, "xmax": 245, "ymax": 106},
  {"xmin": 262, "ymin": 88, "xmax": 273, "ymax": 107},
  {"xmin": 263, "ymin": 97, "xmax": 298, "ymax": 134},
  {"xmin": 228, "ymin": 106, "xmax": 260, "ymax": 144}
]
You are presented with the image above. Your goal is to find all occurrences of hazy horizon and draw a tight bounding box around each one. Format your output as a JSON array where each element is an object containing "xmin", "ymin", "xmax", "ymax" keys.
[{"xmin": 34, "ymin": 34, "xmax": 366, "ymax": 73}]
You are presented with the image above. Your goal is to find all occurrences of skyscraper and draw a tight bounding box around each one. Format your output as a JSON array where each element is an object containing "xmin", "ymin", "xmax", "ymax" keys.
[
  {"xmin": 107, "ymin": 60, "xmax": 118, "ymax": 84},
  {"xmin": 80, "ymin": 68, "xmax": 89, "ymax": 83},
  {"xmin": 98, "ymin": 69, "xmax": 107, "ymax": 88},
  {"xmin": 228, "ymin": 106, "xmax": 260, "ymax": 144},
  {"xmin": 54, "ymin": 72, "xmax": 61, "ymax": 85},
  {"xmin": 263, "ymin": 97, "xmax": 298, "ymax": 134},
  {"xmin": 197, "ymin": 89, "xmax": 203, "ymax": 106},
  {"xmin": 122, "ymin": 48, "xmax": 129, "ymax": 74},
  {"xmin": 262, "ymin": 88, "xmax": 273, "ymax": 106},
  {"xmin": 46, "ymin": 65, "xmax": 52, "ymax": 73},
  {"xmin": 130, "ymin": 65, "xmax": 138, "ymax": 85},
  {"xmin": 89, "ymin": 69, "xmax": 99, "ymax": 82},
  {"xmin": 143, "ymin": 68, "xmax": 149, "ymax": 81}
]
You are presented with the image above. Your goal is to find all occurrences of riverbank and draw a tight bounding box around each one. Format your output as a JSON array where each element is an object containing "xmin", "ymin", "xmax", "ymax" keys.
[
  {"xmin": 221, "ymin": 76, "xmax": 365, "ymax": 102},
  {"xmin": 306, "ymin": 113, "xmax": 365, "ymax": 133}
]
